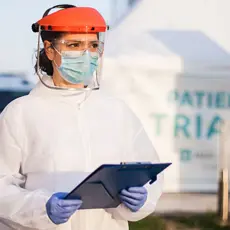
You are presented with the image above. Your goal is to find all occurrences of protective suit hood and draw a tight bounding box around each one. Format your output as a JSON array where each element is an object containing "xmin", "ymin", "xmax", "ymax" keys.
[{"xmin": 30, "ymin": 75, "xmax": 92, "ymax": 106}]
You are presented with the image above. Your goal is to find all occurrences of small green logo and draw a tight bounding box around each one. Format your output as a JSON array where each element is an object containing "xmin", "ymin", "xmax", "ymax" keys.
[{"xmin": 180, "ymin": 149, "xmax": 192, "ymax": 162}]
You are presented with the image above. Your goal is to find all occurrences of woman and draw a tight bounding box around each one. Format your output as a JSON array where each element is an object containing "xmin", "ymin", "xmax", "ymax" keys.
[{"xmin": 0, "ymin": 5, "xmax": 163, "ymax": 230}]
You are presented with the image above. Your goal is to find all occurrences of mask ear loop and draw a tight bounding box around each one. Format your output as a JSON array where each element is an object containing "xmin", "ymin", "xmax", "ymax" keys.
[
  {"xmin": 51, "ymin": 45, "xmax": 62, "ymax": 70},
  {"xmin": 94, "ymin": 50, "xmax": 104, "ymax": 89},
  {"xmin": 83, "ymin": 50, "xmax": 100, "ymax": 90},
  {"xmin": 94, "ymin": 64, "xmax": 100, "ymax": 89}
]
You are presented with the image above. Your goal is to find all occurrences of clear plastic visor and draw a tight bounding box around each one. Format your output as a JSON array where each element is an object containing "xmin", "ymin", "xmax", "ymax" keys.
[{"xmin": 35, "ymin": 28, "xmax": 106, "ymax": 91}]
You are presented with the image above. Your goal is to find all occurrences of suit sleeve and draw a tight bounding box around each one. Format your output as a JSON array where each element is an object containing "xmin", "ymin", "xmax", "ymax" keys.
[{"xmin": 0, "ymin": 102, "xmax": 56, "ymax": 229}]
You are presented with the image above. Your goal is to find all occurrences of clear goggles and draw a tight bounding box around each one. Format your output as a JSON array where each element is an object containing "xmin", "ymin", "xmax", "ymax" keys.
[
  {"xmin": 53, "ymin": 39, "xmax": 104, "ymax": 56},
  {"xmin": 35, "ymin": 28, "xmax": 106, "ymax": 91}
]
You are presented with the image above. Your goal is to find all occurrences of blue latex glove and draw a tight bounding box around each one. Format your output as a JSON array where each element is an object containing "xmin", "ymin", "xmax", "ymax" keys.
[
  {"xmin": 46, "ymin": 192, "xmax": 82, "ymax": 225},
  {"xmin": 119, "ymin": 187, "xmax": 148, "ymax": 212}
]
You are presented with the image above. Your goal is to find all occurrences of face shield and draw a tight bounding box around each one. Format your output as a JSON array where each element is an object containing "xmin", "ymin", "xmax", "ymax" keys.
[
  {"xmin": 36, "ymin": 30, "xmax": 106, "ymax": 91},
  {"xmin": 32, "ymin": 5, "xmax": 108, "ymax": 91}
]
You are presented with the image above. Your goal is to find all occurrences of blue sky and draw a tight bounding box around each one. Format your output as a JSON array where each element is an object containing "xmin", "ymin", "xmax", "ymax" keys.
[{"xmin": 0, "ymin": 0, "xmax": 129, "ymax": 79}]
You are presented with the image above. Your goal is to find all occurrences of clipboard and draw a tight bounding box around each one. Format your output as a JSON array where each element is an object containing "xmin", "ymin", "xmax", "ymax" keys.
[{"xmin": 64, "ymin": 162, "xmax": 171, "ymax": 209}]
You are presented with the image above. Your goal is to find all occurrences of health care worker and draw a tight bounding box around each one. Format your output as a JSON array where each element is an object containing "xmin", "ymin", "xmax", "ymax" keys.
[{"xmin": 0, "ymin": 5, "xmax": 163, "ymax": 230}]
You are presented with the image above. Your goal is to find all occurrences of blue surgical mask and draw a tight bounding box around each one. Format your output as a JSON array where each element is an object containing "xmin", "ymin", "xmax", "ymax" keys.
[{"xmin": 57, "ymin": 51, "xmax": 98, "ymax": 85}]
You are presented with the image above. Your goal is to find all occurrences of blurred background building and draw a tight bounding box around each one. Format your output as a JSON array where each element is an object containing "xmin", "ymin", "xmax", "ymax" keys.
[{"xmin": 0, "ymin": 0, "xmax": 229, "ymax": 216}]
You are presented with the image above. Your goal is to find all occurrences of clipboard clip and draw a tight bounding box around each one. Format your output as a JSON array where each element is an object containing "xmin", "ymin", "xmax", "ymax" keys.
[
  {"xmin": 120, "ymin": 162, "xmax": 157, "ymax": 185},
  {"xmin": 149, "ymin": 176, "xmax": 157, "ymax": 185},
  {"xmin": 120, "ymin": 161, "xmax": 151, "ymax": 165}
]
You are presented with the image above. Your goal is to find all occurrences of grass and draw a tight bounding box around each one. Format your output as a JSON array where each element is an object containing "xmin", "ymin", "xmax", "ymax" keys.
[
  {"xmin": 129, "ymin": 216, "xmax": 166, "ymax": 230},
  {"xmin": 129, "ymin": 213, "xmax": 230, "ymax": 230}
]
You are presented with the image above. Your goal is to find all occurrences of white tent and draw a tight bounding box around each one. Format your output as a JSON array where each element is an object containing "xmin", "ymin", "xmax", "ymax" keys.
[
  {"xmin": 103, "ymin": 0, "xmax": 230, "ymax": 74},
  {"xmin": 102, "ymin": 0, "xmax": 230, "ymax": 192}
]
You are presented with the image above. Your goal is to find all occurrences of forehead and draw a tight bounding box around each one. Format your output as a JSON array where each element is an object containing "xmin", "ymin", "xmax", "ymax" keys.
[{"xmin": 60, "ymin": 33, "xmax": 98, "ymax": 41}]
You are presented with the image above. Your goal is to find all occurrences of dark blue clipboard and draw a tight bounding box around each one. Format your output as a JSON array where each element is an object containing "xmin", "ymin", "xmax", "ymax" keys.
[{"xmin": 64, "ymin": 162, "xmax": 171, "ymax": 210}]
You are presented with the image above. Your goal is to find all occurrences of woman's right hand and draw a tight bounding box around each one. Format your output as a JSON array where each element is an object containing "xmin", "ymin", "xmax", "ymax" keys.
[{"xmin": 46, "ymin": 192, "xmax": 83, "ymax": 225}]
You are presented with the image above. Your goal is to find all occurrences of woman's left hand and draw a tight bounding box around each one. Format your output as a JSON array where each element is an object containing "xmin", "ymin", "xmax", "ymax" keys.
[{"xmin": 119, "ymin": 187, "xmax": 148, "ymax": 212}]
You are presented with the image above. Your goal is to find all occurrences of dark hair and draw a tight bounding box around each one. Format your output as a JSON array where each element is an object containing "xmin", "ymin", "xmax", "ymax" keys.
[{"xmin": 35, "ymin": 31, "xmax": 64, "ymax": 76}]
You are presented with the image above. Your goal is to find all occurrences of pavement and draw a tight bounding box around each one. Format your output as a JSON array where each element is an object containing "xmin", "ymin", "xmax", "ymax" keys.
[{"xmin": 155, "ymin": 193, "xmax": 229, "ymax": 214}]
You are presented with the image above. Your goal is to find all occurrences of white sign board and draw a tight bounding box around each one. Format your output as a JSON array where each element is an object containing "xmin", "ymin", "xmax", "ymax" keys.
[{"xmin": 102, "ymin": 70, "xmax": 230, "ymax": 192}]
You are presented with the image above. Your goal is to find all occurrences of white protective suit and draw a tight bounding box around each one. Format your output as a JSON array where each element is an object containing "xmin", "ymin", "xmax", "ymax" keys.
[{"xmin": 0, "ymin": 76, "xmax": 163, "ymax": 230}]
